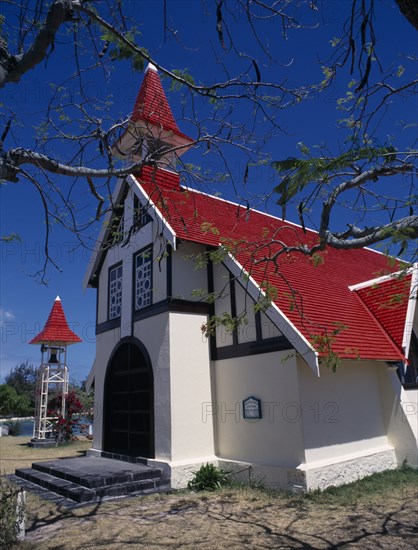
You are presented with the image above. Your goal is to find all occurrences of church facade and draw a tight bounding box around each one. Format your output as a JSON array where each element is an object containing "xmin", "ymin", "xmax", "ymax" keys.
[{"xmin": 84, "ymin": 64, "xmax": 418, "ymax": 490}]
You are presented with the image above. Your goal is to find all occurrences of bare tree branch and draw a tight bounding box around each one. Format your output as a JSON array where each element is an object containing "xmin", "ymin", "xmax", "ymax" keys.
[{"xmin": 0, "ymin": 0, "xmax": 74, "ymax": 88}]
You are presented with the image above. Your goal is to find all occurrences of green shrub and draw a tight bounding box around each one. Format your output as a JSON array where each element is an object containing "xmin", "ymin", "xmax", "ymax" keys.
[
  {"xmin": 0, "ymin": 479, "xmax": 25, "ymax": 548},
  {"xmin": 187, "ymin": 463, "xmax": 230, "ymax": 492}
]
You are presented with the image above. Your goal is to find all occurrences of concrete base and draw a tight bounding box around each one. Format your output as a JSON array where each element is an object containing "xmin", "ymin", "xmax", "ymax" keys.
[
  {"xmin": 87, "ymin": 445, "xmax": 400, "ymax": 492},
  {"xmin": 29, "ymin": 438, "xmax": 57, "ymax": 449},
  {"xmin": 302, "ymin": 446, "xmax": 398, "ymax": 490},
  {"xmin": 14, "ymin": 456, "xmax": 169, "ymax": 504}
]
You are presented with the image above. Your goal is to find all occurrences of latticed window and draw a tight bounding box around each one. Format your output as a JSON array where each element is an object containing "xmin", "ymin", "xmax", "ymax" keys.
[
  {"xmin": 133, "ymin": 195, "xmax": 151, "ymax": 232},
  {"xmin": 109, "ymin": 264, "xmax": 123, "ymax": 319},
  {"xmin": 135, "ymin": 248, "xmax": 152, "ymax": 310}
]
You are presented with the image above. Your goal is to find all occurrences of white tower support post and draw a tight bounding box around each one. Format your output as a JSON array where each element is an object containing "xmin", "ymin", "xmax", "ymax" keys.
[{"xmin": 33, "ymin": 345, "xmax": 69, "ymax": 440}]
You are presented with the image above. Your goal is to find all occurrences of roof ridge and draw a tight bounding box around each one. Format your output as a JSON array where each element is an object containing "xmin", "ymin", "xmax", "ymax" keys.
[
  {"xmin": 180, "ymin": 184, "xmax": 319, "ymax": 233},
  {"xmin": 179, "ymin": 184, "xmax": 401, "ymax": 260},
  {"xmin": 349, "ymin": 265, "xmax": 415, "ymax": 291},
  {"xmin": 353, "ymin": 284, "xmax": 408, "ymax": 356}
]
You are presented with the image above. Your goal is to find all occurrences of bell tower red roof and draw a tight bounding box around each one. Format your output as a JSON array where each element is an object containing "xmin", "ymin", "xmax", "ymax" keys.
[
  {"xmin": 29, "ymin": 296, "xmax": 82, "ymax": 345},
  {"xmin": 131, "ymin": 63, "xmax": 191, "ymax": 140}
]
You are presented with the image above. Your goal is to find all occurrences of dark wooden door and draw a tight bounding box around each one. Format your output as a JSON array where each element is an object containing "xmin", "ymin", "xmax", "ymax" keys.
[{"xmin": 104, "ymin": 341, "xmax": 154, "ymax": 458}]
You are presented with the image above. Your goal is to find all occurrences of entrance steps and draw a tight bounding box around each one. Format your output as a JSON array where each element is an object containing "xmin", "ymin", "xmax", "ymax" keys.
[{"xmin": 12, "ymin": 456, "xmax": 170, "ymax": 505}]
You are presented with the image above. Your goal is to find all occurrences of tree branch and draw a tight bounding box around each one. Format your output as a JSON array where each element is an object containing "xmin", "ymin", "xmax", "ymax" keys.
[
  {"xmin": 319, "ymin": 163, "xmax": 413, "ymax": 237},
  {"xmin": 0, "ymin": 0, "xmax": 74, "ymax": 89},
  {"xmin": 321, "ymin": 215, "xmax": 418, "ymax": 249},
  {"xmin": 1, "ymin": 143, "xmax": 197, "ymax": 182}
]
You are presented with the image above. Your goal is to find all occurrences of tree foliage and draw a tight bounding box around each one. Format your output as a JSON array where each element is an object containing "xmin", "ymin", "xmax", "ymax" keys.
[
  {"xmin": 0, "ymin": 384, "xmax": 30, "ymax": 416},
  {"xmin": 4, "ymin": 362, "xmax": 37, "ymax": 413}
]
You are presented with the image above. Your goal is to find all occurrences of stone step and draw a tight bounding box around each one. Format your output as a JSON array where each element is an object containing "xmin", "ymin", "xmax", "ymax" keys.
[
  {"xmin": 32, "ymin": 459, "xmax": 162, "ymax": 489},
  {"xmin": 14, "ymin": 456, "xmax": 171, "ymax": 504},
  {"xmin": 15, "ymin": 468, "xmax": 96, "ymax": 503}
]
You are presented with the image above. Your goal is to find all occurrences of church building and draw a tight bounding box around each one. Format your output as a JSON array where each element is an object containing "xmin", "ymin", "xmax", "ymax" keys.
[{"xmin": 84, "ymin": 63, "xmax": 418, "ymax": 491}]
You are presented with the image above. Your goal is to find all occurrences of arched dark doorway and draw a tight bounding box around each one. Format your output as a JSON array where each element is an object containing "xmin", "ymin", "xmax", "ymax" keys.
[{"xmin": 103, "ymin": 338, "xmax": 154, "ymax": 458}]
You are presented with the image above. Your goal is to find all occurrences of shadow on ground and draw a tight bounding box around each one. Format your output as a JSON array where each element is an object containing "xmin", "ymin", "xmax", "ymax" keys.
[{"xmin": 18, "ymin": 483, "xmax": 418, "ymax": 549}]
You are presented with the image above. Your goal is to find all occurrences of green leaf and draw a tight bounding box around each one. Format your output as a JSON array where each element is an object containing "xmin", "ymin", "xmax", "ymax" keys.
[
  {"xmin": 1, "ymin": 233, "xmax": 21, "ymax": 242},
  {"xmin": 297, "ymin": 142, "xmax": 310, "ymax": 156},
  {"xmin": 169, "ymin": 69, "xmax": 196, "ymax": 91},
  {"xmin": 272, "ymin": 146, "xmax": 398, "ymax": 206}
]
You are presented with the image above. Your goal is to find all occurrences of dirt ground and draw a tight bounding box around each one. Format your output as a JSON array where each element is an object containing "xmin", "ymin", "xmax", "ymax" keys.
[
  {"xmin": 2, "ymin": 437, "xmax": 417, "ymax": 549},
  {"xmin": 18, "ymin": 482, "xmax": 418, "ymax": 549}
]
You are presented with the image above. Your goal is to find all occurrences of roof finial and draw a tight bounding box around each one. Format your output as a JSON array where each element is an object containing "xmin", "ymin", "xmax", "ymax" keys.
[{"xmin": 146, "ymin": 62, "xmax": 157, "ymax": 72}]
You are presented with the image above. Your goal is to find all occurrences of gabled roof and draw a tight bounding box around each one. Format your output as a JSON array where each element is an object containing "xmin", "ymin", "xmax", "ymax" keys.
[
  {"xmin": 131, "ymin": 63, "xmax": 191, "ymax": 141},
  {"xmin": 30, "ymin": 296, "xmax": 82, "ymax": 346},
  {"xmin": 133, "ymin": 166, "xmax": 406, "ymax": 364},
  {"xmin": 86, "ymin": 67, "xmax": 410, "ymax": 369}
]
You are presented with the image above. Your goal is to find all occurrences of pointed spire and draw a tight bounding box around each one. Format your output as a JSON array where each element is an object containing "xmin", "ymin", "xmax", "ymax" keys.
[
  {"xmin": 30, "ymin": 297, "xmax": 82, "ymax": 345},
  {"xmin": 131, "ymin": 65, "xmax": 191, "ymax": 140}
]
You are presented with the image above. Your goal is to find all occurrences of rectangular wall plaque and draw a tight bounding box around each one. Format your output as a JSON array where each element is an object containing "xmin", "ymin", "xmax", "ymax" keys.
[{"xmin": 243, "ymin": 396, "xmax": 262, "ymax": 419}]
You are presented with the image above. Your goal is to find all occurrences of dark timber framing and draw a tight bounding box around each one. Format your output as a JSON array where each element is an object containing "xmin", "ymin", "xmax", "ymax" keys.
[
  {"xmin": 96, "ymin": 241, "xmax": 293, "ymax": 360},
  {"xmin": 166, "ymin": 243, "xmax": 173, "ymax": 299},
  {"xmin": 229, "ymin": 271, "xmax": 239, "ymax": 346},
  {"xmin": 212, "ymin": 335, "xmax": 292, "ymax": 360},
  {"xmin": 96, "ymin": 317, "xmax": 121, "ymax": 335},
  {"xmin": 208, "ymin": 256, "xmax": 293, "ymax": 360}
]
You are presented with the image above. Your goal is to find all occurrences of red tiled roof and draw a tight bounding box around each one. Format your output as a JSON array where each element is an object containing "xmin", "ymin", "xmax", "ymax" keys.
[
  {"xmin": 131, "ymin": 65, "xmax": 191, "ymax": 140},
  {"xmin": 30, "ymin": 297, "xmax": 82, "ymax": 345},
  {"xmin": 135, "ymin": 167, "xmax": 405, "ymax": 362},
  {"xmin": 354, "ymin": 275, "xmax": 412, "ymax": 350},
  {"xmin": 133, "ymin": 164, "xmax": 180, "ymax": 192}
]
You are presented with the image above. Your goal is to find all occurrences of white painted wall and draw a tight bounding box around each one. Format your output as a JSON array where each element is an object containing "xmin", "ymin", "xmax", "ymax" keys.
[
  {"xmin": 379, "ymin": 366, "xmax": 418, "ymax": 467},
  {"xmin": 235, "ymin": 280, "xmax": 257, "ymax": 344},
  {"xmin": 171, "ymin": 241, "xmax": 208, "ymax": 300},
  {"xmin": 169, "ymin": 312, "xmax": 215, "ymax": 460},
  {"xmin": 213, "ymin": 262, "xmax": 233, "ymax": 347},
  {"xmin": 260, "ymin": 311, "xmax": 283, "ymax": 340},
  {"xmin": 213, "ymin": 350, "xmax": 306, "ymax": 468},
  {"xmin": 297, "ymin": 357, "xmax": 389, "ymax": 463},
  {"xmin": 211, "ymin": 262, "xmax": 290, "ymax": 347},
  {"xmin": 133, "ymin": 314, "xmax": 172, "ymax": 460},
  {"xmin": 90, "ymin": 326, "xmax": 122, "ymax": 451}
]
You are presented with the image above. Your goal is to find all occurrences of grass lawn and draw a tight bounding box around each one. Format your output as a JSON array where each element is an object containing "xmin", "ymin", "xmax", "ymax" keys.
[
  {"xmin": 0, "ymin": 436, "xmax": 92, "ymax": 476},
  {"xmin": 1, "ymin": 436, "xmax": 417, "ymax": 549}
]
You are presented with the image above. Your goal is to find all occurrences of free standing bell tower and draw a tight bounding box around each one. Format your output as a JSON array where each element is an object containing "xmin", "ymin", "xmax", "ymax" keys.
[{"xmin": 29, "ymin": 296, "xmax": 81, "ymax": 447}]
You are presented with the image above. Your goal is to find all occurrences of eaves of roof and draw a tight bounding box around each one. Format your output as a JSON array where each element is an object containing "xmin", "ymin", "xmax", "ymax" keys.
[{"xmin": 135, "ymin": 172, "xmax": 405, "ymax": 363}]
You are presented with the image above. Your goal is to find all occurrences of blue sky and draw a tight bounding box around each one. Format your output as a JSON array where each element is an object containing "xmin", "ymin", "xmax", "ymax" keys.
[{"xmin": 0, "ymin": 1, "xmax": 416, "ymax": 382}]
